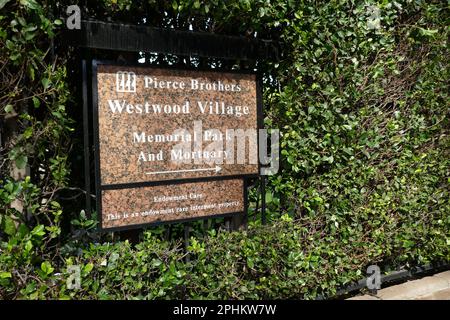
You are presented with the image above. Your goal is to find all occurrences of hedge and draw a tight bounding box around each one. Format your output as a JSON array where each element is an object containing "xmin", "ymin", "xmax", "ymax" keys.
[{"xmin": 0, "ymin": 0, "xmax": 449, "ymax": 299}]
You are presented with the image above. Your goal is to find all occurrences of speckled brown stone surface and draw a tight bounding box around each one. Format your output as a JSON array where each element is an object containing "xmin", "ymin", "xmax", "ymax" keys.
[
  {"xmin": 101, "ymin": 179, "xmax": 244, "ymax": 229},
  {"xmin": 96, "ymin": 64, "xmax": 258, "ymax": 185}
]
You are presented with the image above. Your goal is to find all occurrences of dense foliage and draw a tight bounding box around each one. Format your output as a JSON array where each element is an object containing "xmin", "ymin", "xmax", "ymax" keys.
[{"xmin": 0, "ymin": 0, "xmax": 448, "ymax": 299}]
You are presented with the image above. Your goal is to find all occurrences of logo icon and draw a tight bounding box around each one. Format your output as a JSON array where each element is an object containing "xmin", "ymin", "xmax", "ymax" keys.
[{"xmin": 116, "ymin": 71, "xmax": 136, "ymax": 93}]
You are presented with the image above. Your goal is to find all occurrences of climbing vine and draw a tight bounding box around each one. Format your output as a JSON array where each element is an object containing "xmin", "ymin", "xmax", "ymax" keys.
[{"xmin": 0, "ymin": 0, "xmax": 448, "ymax": 299}]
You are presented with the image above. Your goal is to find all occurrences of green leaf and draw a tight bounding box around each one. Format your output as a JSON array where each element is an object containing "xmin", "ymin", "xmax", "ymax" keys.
[
  {"xmin": 418, "ymin": 27, "xmax": 438, "ymax": 37},
  {"xmin": 15, "ymin": 154, "xmax": 28, "ymax": 169},
  {"xmin": 17, "ymin": 16, "xmax": 26, "ymax": 26},
  {"xmin": 41, "ymin": 78, "xmax": 50, "ymax": 89},
  {"xmin": 0, "ymin": 272, "xmax": 12, "ymax": 279},
  {"xmin": 17, "ymin": 224, "xmax": 29, "ymax": 240},
  {"xmin": 24, "ymin": 32, "xmax": 35, "ymax": 41},
  {"xmin": 9, "ymin": 52, "xmax": 20, "ymax": 61},
  {"xmin": 32, "ymin": 96, "xmax": 40, "ymax": 108},
  {"xmin": 265, "ymin": 191, "xmax": 273, "ymax": 204},
  {"xmin": 84, "ymin": 263, "xmax": 94, "ymax": 273},
  {"xmin": 0, "ymin": 0, "xmax": 11, "ymax": 10},
  {"xmin": 41, "ymin": 261, "xmax": 54, "ymax": 275},
  {"xmin": 323, "ymin": 155, "xmax": 334, "ymax": 164},
  {"xmin": 23, "ymin": 25, "xmax": 37, "ymax": 32},
  {"xmin": 23, "ymin": 126, "xmax": 33, "ymax": 139},
  {"xmin": 19, "ymin": 0, "xmax": 40, "ymax": 10},
  {"xmin": 247, "ymin": 258, "xmax": 254, "ymax": 269},
  {"xmin": 25, "ymin": 240, "xmax": 33, "ymax": 252},
  {"xmin": 2, "ymin": 216, "xmax": 16, "ymax": 236},
  {"xmin": 4, "ymin": 104, "xmax": 13, "ymax": 113},
  {"xmin": 5, "ymin": 39, "xmax": 14, "ymax": 50},
  {"xmin": 31, "ymin": 224, "xmax": 45, "ymax": 237},
  {"xmin": 28, "ymin": 64, "xmax": 35, "ymax": 80}
]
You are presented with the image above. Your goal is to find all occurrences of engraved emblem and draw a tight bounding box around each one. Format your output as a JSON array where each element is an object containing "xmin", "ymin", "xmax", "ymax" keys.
[{"xmin": 116, "ymin": 71, "xmax": 136, "ymax": 92}]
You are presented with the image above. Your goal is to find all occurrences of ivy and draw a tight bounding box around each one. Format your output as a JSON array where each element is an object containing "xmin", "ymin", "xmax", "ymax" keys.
[{"xmin": 0, "ymin": 0, "xmax": 449, "ymax": 299}]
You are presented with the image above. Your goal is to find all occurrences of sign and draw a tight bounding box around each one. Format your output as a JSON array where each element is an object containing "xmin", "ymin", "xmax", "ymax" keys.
[
  {"xmin": 101, "ymin": 179, "xmax": 244, "ymax": 229},
  {"xmin": 92, "ymin": 61, "xmax": 260, "ymax": 230}
]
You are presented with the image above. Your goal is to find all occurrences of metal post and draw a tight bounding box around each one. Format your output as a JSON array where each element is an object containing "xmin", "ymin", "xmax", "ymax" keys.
[
  {"xmin": 164, "ymin": 224, "xmax": 172, "ymax": 241},
  {"xmin": 261, "ymin": 176, "xmax": 266, "ymax": 224},
  {"xmin": 254, "ymin": 183, "xmax": 260, "ymax": 221},
  {"xmin": 184, "ymin": 224, "xmax": 190, "ymax": 262},
  {"xmin": 224, "ymin": 217, "xmax": 231, "ymax": 231},
  {"xmin": 231, "ymin": 179, "xmax": 248, "ymax": 230},
  {"xmin": 203, "ymin": 219, "xmax": 209, "ymax": 235},
  {"xmin": 81, "ymin": 60, "xmax": 92, "ymax": 216}
]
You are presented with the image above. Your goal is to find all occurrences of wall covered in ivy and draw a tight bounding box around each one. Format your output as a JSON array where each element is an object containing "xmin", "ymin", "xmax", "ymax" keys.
[{"xmin": 0, "ymin": 0, "xmax": 448, "ymax": 299}]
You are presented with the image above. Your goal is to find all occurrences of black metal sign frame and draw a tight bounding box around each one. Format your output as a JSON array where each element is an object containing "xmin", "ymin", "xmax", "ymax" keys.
[
  {"xmin": 76, "ymin": 19, "xmax": 273, "ymax": 232},
  {"xmin": 84, "ymin": 60, "xmax": 263, "ymax": 231}
]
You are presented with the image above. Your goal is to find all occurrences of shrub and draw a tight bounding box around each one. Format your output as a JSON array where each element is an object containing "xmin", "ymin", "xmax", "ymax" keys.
[{"xmin": 1, "ymin": 0, "xmax": 448, "ymax": 299}]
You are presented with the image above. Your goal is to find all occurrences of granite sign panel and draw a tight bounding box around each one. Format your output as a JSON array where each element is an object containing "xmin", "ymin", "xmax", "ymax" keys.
[
  {"xmin": 101, "ymin": 179, "xmax": 244, "ymax": 229},
  {"xmin": 95, "ymin": 63, "xmax": 259, "ymax": 185},
  {"xmin": 92, "ymin": 61, "xmax": 259, "ymax": 230}
]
